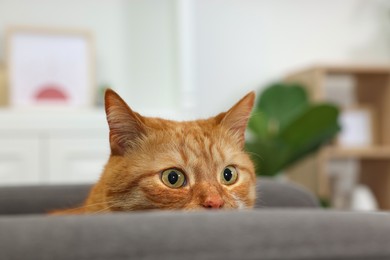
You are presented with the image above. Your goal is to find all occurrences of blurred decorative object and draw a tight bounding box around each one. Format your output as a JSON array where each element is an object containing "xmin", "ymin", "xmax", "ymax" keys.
[
  {"xmin": 245, "ymin": 82, "xmax": 340, "ymax": 177},
  {"xmin": 6, "ymin": 27, "xmax": 94, "ymax": 107},
  {"xmin": 328, "ymin": 157, "xmax": 378, "ymax": 211},
  {"xmin": 324, "ymin": 74, "xmax": 356, "ymax": 108},
  {"xmin": 338, "ymin": 107, "xmax": 374, "ymax": 147},
  {"xmin": 0, "ymin": 64, "xmax": 6, "ymax": 106},
  {"xmin": 328, "ymin": 159, "xmax": 359, "ymax": 209},
  {"xmin": 350, "ymin": 184, "xmax": 378, "ymax": 211}
]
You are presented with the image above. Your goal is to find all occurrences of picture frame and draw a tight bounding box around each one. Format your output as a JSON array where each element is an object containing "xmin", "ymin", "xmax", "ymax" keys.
[
  {"xmin": 6, "ymin": 27, "xmax": 95, "ymax": 107},
  {"xmin": 337, "ymin": 106, "xmax": 376, "ymax": 148},
  {"xmin": 0, "ymin": 64, "xmax": 6, "ymax": 106}
]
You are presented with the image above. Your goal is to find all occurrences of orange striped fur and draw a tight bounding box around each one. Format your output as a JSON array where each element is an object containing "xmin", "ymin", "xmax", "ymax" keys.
[{"xmin": 52, "ymin": 89, "xmax": 256, "ymax": 214}]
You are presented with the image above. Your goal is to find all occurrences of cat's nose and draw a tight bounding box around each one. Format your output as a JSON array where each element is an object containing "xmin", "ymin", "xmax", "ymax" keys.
[{"xmin": 202, "ymin": 195, "xmax": 224, "ymax": 209}]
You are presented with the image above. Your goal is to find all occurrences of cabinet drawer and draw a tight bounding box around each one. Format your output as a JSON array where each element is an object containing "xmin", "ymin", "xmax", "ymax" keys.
[
  {"xmin": 47, "ymin": 137, "xmax": 110, "ymax": 183},
  {"xmin": 0, "ymin": 138, "xmax": 41, "ymax": 185}
]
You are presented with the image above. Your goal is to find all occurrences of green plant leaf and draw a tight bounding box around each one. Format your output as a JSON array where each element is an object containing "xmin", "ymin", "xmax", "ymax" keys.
[
  {"xmin": 247, "ymin": 111, "xmax": 269, "ymax": 139},
  {"xmin": 279, "ymin": 104, "xmax": 339, "ymax": 146},
  {"xmin": 277, "ymin": 104, "xmax": 340, "ymax": 168},
  {"xmin": 256, "ymin": 83, "xmax": 309, "ymax": 132},
  {"xmin": 245, "ymin": 139, "xmax": 288, "ymax": 176},
  {"xmin": 245, "ymin": 83, "xmax": 340, "ymax": 177}
]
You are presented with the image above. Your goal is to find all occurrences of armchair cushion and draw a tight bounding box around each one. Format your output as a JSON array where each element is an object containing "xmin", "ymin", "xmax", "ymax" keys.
[{"xmin": 1, "ymin": 210, "xmax": 389, "ymax": 260}]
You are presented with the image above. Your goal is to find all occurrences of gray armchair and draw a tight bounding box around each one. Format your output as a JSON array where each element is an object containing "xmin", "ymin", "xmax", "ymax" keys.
[{"xmin": 1, "ymin": 179, "xmax": 389, "ymax": 260}]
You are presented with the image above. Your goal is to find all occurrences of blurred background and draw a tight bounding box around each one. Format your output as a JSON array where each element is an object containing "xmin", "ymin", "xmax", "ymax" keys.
[{"xmin": 0, "ymin": 0, "xmax": 389, "ymax": 211}]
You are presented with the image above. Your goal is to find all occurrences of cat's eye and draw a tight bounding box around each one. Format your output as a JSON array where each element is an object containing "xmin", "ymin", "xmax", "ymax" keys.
[
  {"xmin": 161, "ymin": 169, "xmax": 186, "ymax": 188},
  {"xmin": 221, "ymin": 166, "xmax": 238, "ymax": 185}
]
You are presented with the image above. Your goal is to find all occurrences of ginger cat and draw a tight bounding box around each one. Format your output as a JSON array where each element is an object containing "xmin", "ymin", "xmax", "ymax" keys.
[{"xmin": 53, "ymin": 89, "xmax": 256, "ymax": 214}]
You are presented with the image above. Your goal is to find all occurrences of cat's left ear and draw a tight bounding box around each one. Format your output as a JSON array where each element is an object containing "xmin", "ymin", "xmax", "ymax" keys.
[
  {"xmin": 217, "ymin": 92, "xmax": 255, "ymax": 147},
  {"xmin": 105, "ymin": 89, "xmax": 147, "ymax": 156}
]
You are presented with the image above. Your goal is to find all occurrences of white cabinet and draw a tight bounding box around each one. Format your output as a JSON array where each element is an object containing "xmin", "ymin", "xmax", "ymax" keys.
[
  {"xmin": 0, "ymin": 137, "xmax": 41, "ymax": 184},
  {"xmin": 0, "ymin": 109, "xmax": 110, "ymax": 185},
  {"xmin": 48, "ymin": 137, "xmax": 109, "ymax": 184}
]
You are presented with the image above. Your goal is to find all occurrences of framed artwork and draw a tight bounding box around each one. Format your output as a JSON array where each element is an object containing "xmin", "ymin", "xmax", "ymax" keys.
[
  {"xmin": 337, "ymin": 106, "xmax": 375, "ymax": 148},
  {"xmin": 0, "ymin": 64, "xmax": 6, "ymax": 106},
  {"xmin": 6, "ymin": 27, "xmax": 95, "ymax": 107}
]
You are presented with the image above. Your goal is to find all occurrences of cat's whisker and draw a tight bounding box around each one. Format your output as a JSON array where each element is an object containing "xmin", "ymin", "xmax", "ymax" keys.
[
  {"xmin": 254, "ymin": 190, "xmax": 265, "ymax": 208},
  {"xmin": 61, "ymin": 200, "xmax": 123, "ymax": 213},
  {"xmin": 87, "ymin": 201, "xmax": 125, "ymax": 215},
  {"xmin": 90, "ymin": 206, "xmax": 115, "ymax": 215},
  {"xmin": 246, "ymin": 151, "xmax": 263, "ymax": 160}
]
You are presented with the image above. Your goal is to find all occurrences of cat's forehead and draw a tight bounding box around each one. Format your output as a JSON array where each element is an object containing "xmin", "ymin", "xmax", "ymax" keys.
[
  {"xmin": 141, "ymin": 117, "xmax": 239, "ymax": 157},
  {"xmin": 144, "ymin": 117, "xmax": 218, "ymax": 133}
]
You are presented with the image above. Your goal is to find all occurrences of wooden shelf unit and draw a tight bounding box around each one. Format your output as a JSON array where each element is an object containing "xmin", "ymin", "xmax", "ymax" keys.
[
  {"xmin": 324, "ymin": 146, "xmax": 390, "ymax": 159},
  {"xmin": 284, "ymin": 65, "xmax": 390, "ymax": 209}
]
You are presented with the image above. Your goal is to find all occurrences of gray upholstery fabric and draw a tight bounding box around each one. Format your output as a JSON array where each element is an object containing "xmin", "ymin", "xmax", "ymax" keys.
[
  {"xmin": 0, "ymin": 184, "xmax": 90, "ymax": 215},
  {"xmin": 256, "ymin": 179, "xmax": 319, "ymax": 208},
  {"xmin": 0, "ymin": 179, "xmax": 318, "ymax": 215},
  {"xmin": 1, "ymin": 210, "xmax": 390, "ymax": 260}
]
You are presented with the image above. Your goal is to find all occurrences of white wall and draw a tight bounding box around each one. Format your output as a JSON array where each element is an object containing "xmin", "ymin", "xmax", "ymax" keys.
[
  {"xmin": 125, "ymin": 0, "xmax": 178, "ymax": 114},
  {"xmin": 193, "ymin": 0, "xmax": 390, "ymax": 117},
  {"xmin": 0, "ymin": 0, "xmax": 389, "ymax": 119}
]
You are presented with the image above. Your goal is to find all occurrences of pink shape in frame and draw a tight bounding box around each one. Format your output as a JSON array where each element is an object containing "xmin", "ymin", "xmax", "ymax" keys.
[{"xmin": 35, "ymin": 84, "xmax": 68, "ymax": 103}]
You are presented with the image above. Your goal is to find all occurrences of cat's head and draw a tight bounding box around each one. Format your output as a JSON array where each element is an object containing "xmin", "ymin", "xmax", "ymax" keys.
[{"xmin": 100, "ymin": 89, "xmax": 256, "ymax": 211}]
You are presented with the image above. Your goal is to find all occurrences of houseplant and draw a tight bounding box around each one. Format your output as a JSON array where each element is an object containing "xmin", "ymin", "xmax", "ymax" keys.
[{"xmin": 245, "ymin": 82, "xmax": 340, "ymax": 176}]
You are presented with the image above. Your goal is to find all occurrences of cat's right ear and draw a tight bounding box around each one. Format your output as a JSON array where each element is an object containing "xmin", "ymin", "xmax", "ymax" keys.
[{"xmin": 104, "ymin": 89, "xmax": 146, "ymax": 156}]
